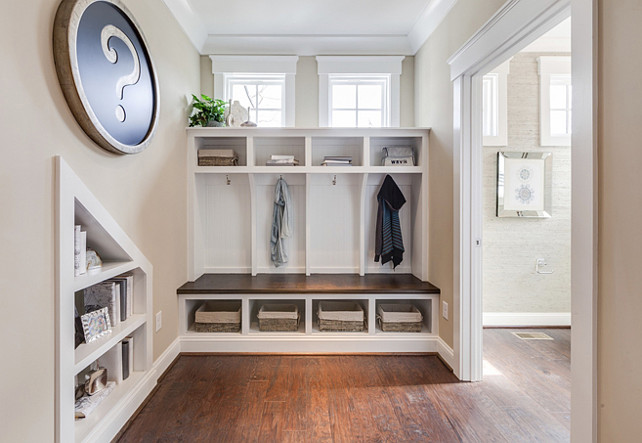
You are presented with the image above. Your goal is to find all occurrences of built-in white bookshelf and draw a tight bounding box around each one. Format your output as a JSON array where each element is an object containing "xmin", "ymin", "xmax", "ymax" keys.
[
  {"xmin": 55, "ymin": 157, "xmax": 154, "ymax": 443},
  {"xmin": 187, "ymin": 127, "xmax": 429, "ymax": 280}
]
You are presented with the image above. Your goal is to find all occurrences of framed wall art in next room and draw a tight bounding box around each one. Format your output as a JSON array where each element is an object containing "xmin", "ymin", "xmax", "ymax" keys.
[
  {"xmin": 496, "ymin": 151, "xmax": 552, "ymax": 218},
  {"xmin": 53, "ymin": 0, "xmax": 160, "ymax": 154}
]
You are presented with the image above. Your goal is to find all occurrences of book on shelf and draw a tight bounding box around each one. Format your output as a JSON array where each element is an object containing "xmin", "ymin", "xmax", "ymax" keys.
[
  {"xmin": 108, "ymin": 278, "xmax": 127, "ymax": 322},
  {"xmin": 84, "ymin": 282, "xmax": 120, "ymax": 327},
  {"xmin": 109, "ymin": 274, "xmax": 134, "ymax": 321},
  {"xmin": 74, "ymin": 226, "xmax": 87, "ymax": 276},
  {"xmin": 321, "ymin": 156, "xmax": 353, "ymax": 166},
  {"xmin": 74, "ymin": 381, "xmax": 115, "ymax": 419},
  {"xmin": 266, "ymin": 154, "xmax": 299, "ymax": 166},
  {"xmin": 122, "ymin": 336, "xmax": 133, "ymax": 380},
  {"xmin": 270, "ymin": 154, "xmax": 295, "ymax": 161}
]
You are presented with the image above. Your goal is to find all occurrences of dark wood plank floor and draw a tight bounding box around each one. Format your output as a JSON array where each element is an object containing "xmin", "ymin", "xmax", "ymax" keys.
[{"xmin": 117, "ymin": 329, "xmax": 570, "ymax": 442}]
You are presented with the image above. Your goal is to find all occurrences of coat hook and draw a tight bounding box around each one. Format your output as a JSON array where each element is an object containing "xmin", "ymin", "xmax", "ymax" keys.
[
  {"xmin": 332, "ymin": 174, "xmax": 337, "ymax": 186},
  {"xmin": 226, "ymin": 174, "xmax": 231, "ymax": 185}
]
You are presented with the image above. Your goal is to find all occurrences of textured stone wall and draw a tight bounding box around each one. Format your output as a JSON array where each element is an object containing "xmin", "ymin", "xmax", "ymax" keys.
[{"xmin": 482, "ymin": 52, "xmax": 571, "ymax": 313}]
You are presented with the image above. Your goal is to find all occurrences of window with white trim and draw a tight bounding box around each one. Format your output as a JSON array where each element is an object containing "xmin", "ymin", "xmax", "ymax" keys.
[
  {"xmin": 317, "ymin": 56, "xmax": 404, "ymax": 127},
  {"xmin": 210, "ymin": 56, "xmax": 298, "ymax": 127},
  {"xmin": 482, "ymin": 60, "xmax": 510, "ymax": 146},
  {"xmin": 328, "ymin": 75, "xmax": 389, "ymax": 127},
  {"xmin": 225, "ymin": 74, "xmax": 285, "ymax": 127},
  {"xmin": 538, "ymin": 56, "xmax": 572, "ymax": 146}
]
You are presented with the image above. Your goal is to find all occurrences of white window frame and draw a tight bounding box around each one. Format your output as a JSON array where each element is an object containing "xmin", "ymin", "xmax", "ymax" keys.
[
  {"xmin": 538, "ymin": 56, "xmax": 572, "ymax": 146},
  {"xmin": 327, "ymin": 75, "xmax": 390, "ymax": 128},
  {"xmin": 482, "ymin": 60, "xmax": 510, "ymax": 146},
  {"xmin": 225, "ymin": 74, "xmax": 286, "ymax": 127},
  {"xmin": 210, "ymin": 56, "xmax": 298, "ymax": 127},
  {"xmin": 317, "ymin": 56, "xmax": 404, "ymax": 127}
]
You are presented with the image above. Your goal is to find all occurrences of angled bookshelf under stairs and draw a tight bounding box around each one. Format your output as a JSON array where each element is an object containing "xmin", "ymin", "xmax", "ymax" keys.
[{"xmin": 55, "ymin": 157, "xmax": 154, "ymax": 443}]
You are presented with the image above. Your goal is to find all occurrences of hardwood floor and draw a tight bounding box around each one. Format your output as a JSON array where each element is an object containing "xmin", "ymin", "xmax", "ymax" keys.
[{"xmin": 117, "ymin": 329, "xmax": 570, "ymax": 442}]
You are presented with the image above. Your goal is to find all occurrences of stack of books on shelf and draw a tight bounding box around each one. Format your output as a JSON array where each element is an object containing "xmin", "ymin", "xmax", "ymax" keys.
[
  {"xmin": 321, "ymin": 155, "xmax": 353, "ymax": 166},
  {"xmin": 198, "ymin": 148, "xmax": 239, "ymax": 166},
  {"xmin": 81, "ymin": 274, "xmax": 134, "ymax": 330},
  {"xmin": 266, "ymin": 154, "xmax": 299, "ymax": 166}
]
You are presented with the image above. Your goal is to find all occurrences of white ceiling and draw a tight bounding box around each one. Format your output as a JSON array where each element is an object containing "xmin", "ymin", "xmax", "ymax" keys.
[
  {"xmin": 522, "ymin": 18, "xmax": 571, "ymax": 52},
  {"xmin": 162, "ymin": 0, "xmax": 457, "ymax": 55}
]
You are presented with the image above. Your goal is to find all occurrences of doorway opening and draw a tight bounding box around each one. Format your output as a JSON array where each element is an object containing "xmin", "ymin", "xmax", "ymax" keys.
[{"xmin": 480, "ymin": 18, "xmax": 572, "ymax": 434}]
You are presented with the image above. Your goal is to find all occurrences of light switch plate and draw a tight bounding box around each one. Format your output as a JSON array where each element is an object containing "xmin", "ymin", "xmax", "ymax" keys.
[
  {"xmin": 442, "ymin": 301, "xmax": 449, "ymax": 320},
  {"xmin": 155, "ymin": 311, "xmax": 162, "ymax": 332}
]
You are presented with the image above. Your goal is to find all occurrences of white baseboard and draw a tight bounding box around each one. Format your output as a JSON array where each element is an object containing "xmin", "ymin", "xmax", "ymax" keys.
[
  {"xmin": 436, "ymin": 337, "xmax": 455, "ymax": 370},
  {"xmin": 152, "ymin": 338, "xmax": 181, "ymax": 380},
  {"xmin": 88, "ymin": 338, "xmax": 181, "ymax": 442},
  {"xmin": 483, "ymin": 312, "xmax": 571, "ymax": 327}
]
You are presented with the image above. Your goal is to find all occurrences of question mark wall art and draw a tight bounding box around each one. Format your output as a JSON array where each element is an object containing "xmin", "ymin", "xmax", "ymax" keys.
[{"xmin": 54, "ymin": 0, "xmax": 159, "ymax": 154}]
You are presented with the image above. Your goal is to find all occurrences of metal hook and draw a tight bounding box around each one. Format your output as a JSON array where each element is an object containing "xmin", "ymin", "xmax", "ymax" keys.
[
  {"xmin": 332, "ymin": 174, "xmax": 337, "ymax": 186},
  {"xmin": 279, "ymin": 175, "xmax": 283, "ymax": 180},
  {"xmin": 226, "ymin": 174, "xmax": 231, "ymax": 185}
]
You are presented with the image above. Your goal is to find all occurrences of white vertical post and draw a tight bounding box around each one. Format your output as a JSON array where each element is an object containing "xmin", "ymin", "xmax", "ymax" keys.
[
  {"xmin": 305, "ymin": 173, "xmax": 311, "ymax": 276},
  {"xmin": 359, "ymin": 173, "xmax": 369, "ymax": 276},
  {"xmin": 248, "ymin": 174, "xmax": 257, "ymax": 276}
]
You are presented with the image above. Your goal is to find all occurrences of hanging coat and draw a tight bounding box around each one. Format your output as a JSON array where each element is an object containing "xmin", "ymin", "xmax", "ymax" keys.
[
  {"xmin": 271, "ymin": 177, "xmax": 293, "ymax": 267},
  {"xmin": 374, "ymin": 175, "xmax": 406, "ymax": 269}
]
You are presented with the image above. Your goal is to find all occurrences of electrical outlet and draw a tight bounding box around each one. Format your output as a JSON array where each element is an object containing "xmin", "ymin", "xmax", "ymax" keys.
[
  {"xmin": 155, "ymin": 311, "xmax": 162, "ymax": 332},
  {"xmin": 442, "ymin": 301, "xmax": 449, "ymax": 320}
]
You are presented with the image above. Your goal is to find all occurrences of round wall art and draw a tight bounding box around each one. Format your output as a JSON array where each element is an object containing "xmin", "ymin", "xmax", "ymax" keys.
[{"xmin": 53, "ymin": 0, "xmax": 159, "ymax": 154}]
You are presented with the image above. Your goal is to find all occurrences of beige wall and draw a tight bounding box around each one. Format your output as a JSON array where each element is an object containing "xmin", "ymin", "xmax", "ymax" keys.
[
  {"xmin": 0, "ymin": 0, "xmax": 199, "ymax": 440},
  {"xmin": 598, "ymin": 0, "xmax": 642, "ymax": 439},
  {"xmin": 483, "ymin": 52, "xmax": 571, "ymax": 314},
  {"xmin": 201, "ymin": 55, "xmax": 415, "ymax": 127},
  {"xmin": 414, "ymin": 0, "xmax": 506, "ymax": 347}
]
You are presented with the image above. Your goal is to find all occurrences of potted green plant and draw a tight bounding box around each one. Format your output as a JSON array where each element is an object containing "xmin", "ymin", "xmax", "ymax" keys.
[{"xmin": 189, "ymin": 94, "xmax": 228, "ymax": 127}]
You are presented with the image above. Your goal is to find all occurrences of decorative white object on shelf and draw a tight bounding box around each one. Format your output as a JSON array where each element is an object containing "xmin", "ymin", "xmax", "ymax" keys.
[
  {"xmin": 86, "ymin": 249, "xmax": 102, "ymax": 271},
  {"xmin": 225, "ymin": 100, "xmax": 248, "ymax": 127},
  {"xmin": 240, "ymin": 107, "xmax": 257, "ymax": 127}
]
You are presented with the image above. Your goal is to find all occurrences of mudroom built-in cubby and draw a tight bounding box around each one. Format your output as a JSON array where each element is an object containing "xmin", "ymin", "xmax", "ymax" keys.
[{"xmin": 181, "ymin": 127, "xmax": 440, "ymax": 354}]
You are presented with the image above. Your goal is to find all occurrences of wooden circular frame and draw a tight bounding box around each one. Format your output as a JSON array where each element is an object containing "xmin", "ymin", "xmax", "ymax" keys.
[{"xmin": 53, "ymin": 0, "xmax": 160, "ymax": 155}]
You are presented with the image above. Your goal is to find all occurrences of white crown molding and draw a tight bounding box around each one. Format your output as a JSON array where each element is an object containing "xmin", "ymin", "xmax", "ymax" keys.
[
  {"xmin": 202, "ymin": 35, "xmax": 413, "ymax": 56},
  {"xmin": 210, "ymin": 55, "xmax": 299, "ymax": 74},
  {"xmin": 164, "ymin": 1, "xmax": 454, "ymax": 56},
  {"xmin": 408, "ymin": 0, "xmax": 458, "ymax": 53},
  {"xmin": 161, "ymin": 0, "xmax": 208, "ymax": 52},
  {"xmin": 316, "ymin": 56, "xmax": 405, "ymax": 74}
]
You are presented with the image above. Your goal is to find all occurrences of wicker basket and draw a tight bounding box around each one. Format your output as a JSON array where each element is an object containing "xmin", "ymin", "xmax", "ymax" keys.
[
  {"xmin": 194, "ymin": 301, "xmax": 241, "ymax": 332},
  {"xmin": 318, "ymin": 301, "xmax": 365, "ymax": 332},
  {"xmin": 377, "ymin": 304, "xmax": 423, "ymax": 332},
  {"xmin": 257, "ymin": 304, "xmax": 299, "ymax": 332},
  {"xmin": 198, "ymin": 156, "xmax": 239, "ymax": 166}
]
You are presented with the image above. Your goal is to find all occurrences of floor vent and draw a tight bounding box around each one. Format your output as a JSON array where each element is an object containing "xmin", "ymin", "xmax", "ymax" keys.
[{"xmin": 512, "ymin": 332, "xmax": 554, "ymax": 340}]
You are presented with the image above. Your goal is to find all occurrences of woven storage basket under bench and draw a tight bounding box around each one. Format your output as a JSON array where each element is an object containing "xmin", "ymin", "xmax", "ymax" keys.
[
  {"xmin": 318, "ymin": 301, "xmax": 365, "ymax": 332},
  {"xmin": 377, "ymin": 303, "xmax": 423, "ymax": 332},
  {"xmin": 194, "ymin": 301, "xmax": 241, "ymax": 332},
  {"xmin": 257, "ymin": 303, "xmax": 300, "ymax": 332}
]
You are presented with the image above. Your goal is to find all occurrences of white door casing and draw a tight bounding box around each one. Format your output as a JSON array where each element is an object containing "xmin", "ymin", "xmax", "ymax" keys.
[{"xmin": 447, "ymin": 0, "xmax": 597, "ymax": 442}]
